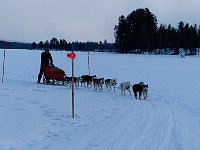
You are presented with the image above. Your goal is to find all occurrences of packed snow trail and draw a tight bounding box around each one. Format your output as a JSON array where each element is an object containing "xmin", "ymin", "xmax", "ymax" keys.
[{"xmin": 79, "ymin": 93, "xmax": 176, "ymax": 150}]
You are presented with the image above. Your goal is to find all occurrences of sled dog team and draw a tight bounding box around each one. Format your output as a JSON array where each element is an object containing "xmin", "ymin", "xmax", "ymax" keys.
[{"xmin": 65, "ymin": 75, "xmax": 148, "ymax": 100}]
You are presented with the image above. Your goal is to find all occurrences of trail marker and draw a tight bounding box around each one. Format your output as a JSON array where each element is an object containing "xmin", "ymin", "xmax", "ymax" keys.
[{"xmin": 67, "ymin": 52, "xmax": 76, "ymax": 118}]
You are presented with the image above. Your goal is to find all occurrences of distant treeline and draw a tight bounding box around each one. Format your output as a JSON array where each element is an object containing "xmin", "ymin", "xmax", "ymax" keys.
[
  {"xmin": 0, "ymin": 40, "xmax": 31, "ymax": 49},
  {"xmin": 31, "ymin": 38, "xmax": 117, "ymax": 52},
  {"xmin": 0, "ymin": 39, "xmax": 117, "ymax": 52},
  {"xmin": 114, "ymin": 8, "xmax": 200, "ymax": 55},
  {"xmin": 1, "ymin": 8, "xmax": 200, "ymax": 55}
]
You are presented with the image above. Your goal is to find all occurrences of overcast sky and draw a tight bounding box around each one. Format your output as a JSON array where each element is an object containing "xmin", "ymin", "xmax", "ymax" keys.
[{"xmin": 0, "ymin": 0, "xmax": 200, "ymax": 43}]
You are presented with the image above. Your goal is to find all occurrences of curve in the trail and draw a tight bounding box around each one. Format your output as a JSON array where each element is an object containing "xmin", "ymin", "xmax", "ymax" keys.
[{"xmin": 82, "ymin": 94, "xmax": 176, "ymax": 150}]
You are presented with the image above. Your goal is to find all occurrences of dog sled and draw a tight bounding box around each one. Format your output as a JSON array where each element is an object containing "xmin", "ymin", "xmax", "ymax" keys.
[{"xmin": 43, "ymin": 65, "xmax": 67, "ymax": 85}]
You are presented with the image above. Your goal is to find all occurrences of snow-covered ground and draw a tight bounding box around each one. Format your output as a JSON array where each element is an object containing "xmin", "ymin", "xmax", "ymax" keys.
[{"xmin": 0, "ymin": 49, "xmax": 200, "ymax": 150}]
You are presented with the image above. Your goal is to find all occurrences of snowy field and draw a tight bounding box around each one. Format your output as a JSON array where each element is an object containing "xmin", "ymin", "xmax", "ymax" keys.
[{"xmin": 0, "ymin": 49, "xmax": 200, "ymax": 150}]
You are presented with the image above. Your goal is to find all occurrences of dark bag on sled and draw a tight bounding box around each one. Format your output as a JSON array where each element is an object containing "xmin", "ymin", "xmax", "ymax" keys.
[{"xmin": 51, "ymin": 66, "xmax": 65, "ymax": 74}]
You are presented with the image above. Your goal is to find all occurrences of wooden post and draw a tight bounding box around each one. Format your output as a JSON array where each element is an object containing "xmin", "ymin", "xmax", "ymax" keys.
[
  {"xmin": 67, "ymin": 52, "xmax": 76, "ymax": 118},
  {"xmin": 71, "ymin": 58, "xmax": 75, "ymax": 118}
]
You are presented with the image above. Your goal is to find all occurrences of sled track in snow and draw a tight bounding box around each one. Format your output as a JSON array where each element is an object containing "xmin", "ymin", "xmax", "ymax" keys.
[
  {"xmin": 81, "ymin": 92, "xmax": 177, "ymax": 150},
  {"xmin": 149, "ymin": 97, "xmax": 176, "ymax": 150}
]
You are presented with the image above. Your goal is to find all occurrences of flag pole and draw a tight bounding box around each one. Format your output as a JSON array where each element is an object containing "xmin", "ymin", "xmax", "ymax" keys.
[
  {"xmin": 88, "ymin": 51, "xmax": 90, "ymax": 75},
  {"xmin": 71, "ymin": 58, "xmax": 75, "ymax": 118},
  {"xmin": 71, "ymin": 45, "xmax": 75, "ymax": 118},
  {"xmin": 67, "ymin": 45, "xmax": 76, "ymax": 118},
  {"xmin": 2, "ymin": 49, "xmax": 5, "ymax": 83}
]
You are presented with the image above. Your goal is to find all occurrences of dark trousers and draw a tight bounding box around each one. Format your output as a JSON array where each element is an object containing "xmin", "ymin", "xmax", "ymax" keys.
[{"xmin": 38, "ymin": 64, "xmax": 44, "ymax": 83}]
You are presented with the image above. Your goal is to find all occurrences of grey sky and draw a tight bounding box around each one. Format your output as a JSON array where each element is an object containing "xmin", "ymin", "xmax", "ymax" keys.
[{"xmin": 0, "ymin": 0, "xmax": 200, "ymax": 43}]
